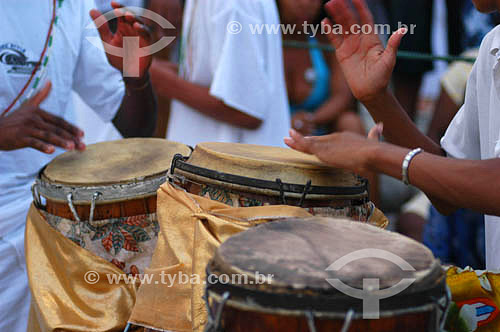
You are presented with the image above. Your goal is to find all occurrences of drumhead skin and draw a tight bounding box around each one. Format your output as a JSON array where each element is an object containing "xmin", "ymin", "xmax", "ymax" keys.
[
  {"xmin": 210, "ymin": 218, "xmax": 443, "ymax": 298},
  {"xmin": 185, "ymin": 142, "xmax": 361, "ymax": 187},
  {"xmin": 43, "ymin": 138, "xmax": 191, "ymax": 185}
]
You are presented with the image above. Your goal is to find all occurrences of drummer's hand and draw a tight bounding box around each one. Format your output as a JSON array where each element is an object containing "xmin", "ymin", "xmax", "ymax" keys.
[
  {"xmin": 90, "ymin": 1, "xmax": 153, "ymax": 79},
  {"xmin": 284, "ymin": 124, "xmax": 383, "ymax": 177},
  {"xmin": 323, "ymin": 0, "xmax": 406, "ymax": 103},
  {"xmin": 0, "ymin": 82, "xmax": 85, "ymax": 154}
]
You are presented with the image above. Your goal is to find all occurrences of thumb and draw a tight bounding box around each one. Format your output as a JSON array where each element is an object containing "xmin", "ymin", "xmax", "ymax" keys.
[
  {"xmin": 368, "ymin": 123, "xmax": 383, "ymax": 141},
  {"xmin": 383, "ymin": 28, "xmax": 407, "ymax": 65},
  {"xmin": 90, "ymin": 9, "xmax": 113, "ymax": 42},
  {"xmin": 28, "ymin": 81, "xmax": 52, "ymax": 107}
]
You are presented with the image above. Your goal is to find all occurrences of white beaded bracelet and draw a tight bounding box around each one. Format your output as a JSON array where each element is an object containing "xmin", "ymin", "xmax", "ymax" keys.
[{"xmin": 402, "ymin": 148, "xmax": 423, "ymax": 186}]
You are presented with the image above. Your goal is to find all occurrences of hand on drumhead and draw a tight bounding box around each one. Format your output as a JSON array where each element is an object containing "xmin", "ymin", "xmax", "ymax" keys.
[
  {"xmin": 284, "ymin": 128, "xmax": 381, "ymax": 177},
  {"xmin": 323, "ymin": 0, "xmax": 406, "ymax": 104},
  {"xmin": 0, "ymin": 82, "xmax": 85, "ymax": 154},
  {"xmin": 90, "ymin": 2, "xmax": 153, "ymax": 78}
]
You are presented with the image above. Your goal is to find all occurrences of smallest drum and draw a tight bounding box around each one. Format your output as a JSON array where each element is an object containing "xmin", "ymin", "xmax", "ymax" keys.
[
  {"xmin": 170, "ymin": 142, "xmax": 385, "ymax": 226},
  {"xmin": 32, "ymin": 138, "xmax": 192, "ymax": 275}
]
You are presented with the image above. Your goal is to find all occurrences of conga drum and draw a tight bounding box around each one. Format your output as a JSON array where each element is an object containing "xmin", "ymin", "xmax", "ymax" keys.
[
  {"xmin": 32, "ymin": 138, "xmax": 191, "ymax": 274},
  {"xmin": 170, "ymin": 142, "xmax": 385, "ymax": 225},
  {"xmin": 205, "ymin": 218, "xmax": 450, "ymax": 332}
]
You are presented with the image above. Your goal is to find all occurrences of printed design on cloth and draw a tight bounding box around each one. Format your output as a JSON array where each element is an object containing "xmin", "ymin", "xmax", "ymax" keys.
[
  {"xmin": 42, "ymin": 211, "xmax": 159, "ymax": 275},
  {"xmin": 445, "ymin": 267, "xmax": 500, "ymax": 332},
  {"xmin": 197, "ymin": 183, "xmax": 372, "ymax": 221}
]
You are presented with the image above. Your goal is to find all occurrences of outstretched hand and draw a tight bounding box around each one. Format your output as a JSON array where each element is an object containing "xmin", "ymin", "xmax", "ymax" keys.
[
  {"xmin": 323, "ymin": 0, "xmax": 406, "ymax": 103},
  {"xmin": 90, "ymin": 1, "xmax": 153, "ymax": 78},
  {"xmin": 284, "ymin": 124, "xmax": 383, "ymax": 177},
  {"xmin": 0, "ymin": 82, "xmax": 85, "ymax": 154}
]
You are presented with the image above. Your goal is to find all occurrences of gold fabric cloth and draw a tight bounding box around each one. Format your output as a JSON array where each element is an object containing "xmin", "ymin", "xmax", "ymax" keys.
[
  {"xmin": 129, "ymin": 183, "xmax": 313, "ymax": 332},
  {"xmin": 26, "ymin": 204, "xmax": 140, "ymax": 332}
]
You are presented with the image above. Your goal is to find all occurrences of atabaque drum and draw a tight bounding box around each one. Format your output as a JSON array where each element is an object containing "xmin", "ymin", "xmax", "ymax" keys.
[
  {"xmin": 205, "ymin": 218, "xmax": 449, "ymax": 332},
  {"xmin": 32, "ymin": 138, "xmax": 191, "ymax": 275},
  {"xmin": 170, "ymin": 142, "xmax": 386, "ymax": 226}
]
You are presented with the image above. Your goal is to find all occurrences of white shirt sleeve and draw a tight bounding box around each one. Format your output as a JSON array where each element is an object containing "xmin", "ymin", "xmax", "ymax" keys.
[
  {"xmin": 72, "ymin": 0, "xmax": 125, "ymax": 123},
  {"xmin": 440, "ymin": 60, "xmax": 481, "ymax": 160},
  {"xmin": 208, "ymin": 6, "xmax": 274, "ymax": 120}
]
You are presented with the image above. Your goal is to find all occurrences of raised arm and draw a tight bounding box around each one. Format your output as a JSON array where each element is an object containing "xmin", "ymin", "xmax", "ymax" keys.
[
  {"xmin": 90, "ymin": 2, "xmax": 157, "ymax": 137},
  {"xmin": 323, "ymin": 0, "xmax": 443, "ymax": 156}
]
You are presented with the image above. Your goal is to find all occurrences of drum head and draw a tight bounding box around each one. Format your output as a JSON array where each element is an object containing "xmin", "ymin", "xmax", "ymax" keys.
[
  {"xmin": 43, "ymin": 138, "xmax": 191, "ymax": 185},
  {"xmin": 211, "ymin": 218, "xmax": 443, "ymax": 297},
  {"xmin": 184, "ymin": 142, "xmax": 361, "ymax": 187}
]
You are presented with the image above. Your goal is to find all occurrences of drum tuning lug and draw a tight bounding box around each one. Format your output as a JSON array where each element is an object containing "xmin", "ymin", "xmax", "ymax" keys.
[
  {"xmin": 340, "ymin": 309, "xmax": 354, "ymax": 332},
  {"xmin": 298, "ymin": 180, "xmax": 312, "ymax": 207},
  {"xmin": 66, "ymin": 193, "xmax": 81, "ymax": 223},
  {"xmin": 204, "ymin": 291, "xmax": 230, "ymax": 332},
  {"xmin": 31, "ymin": 183, "xmax": 42, "ymax": 209},
  {"xmin": 305, "ymin": 311, "xmax": 317, "ymax": 332},
  {"xmin": 89, "ymin": 192, "xmax": 102, "ymax": 225},
  {"xmin": 170, "ymin": 154, "xmax": 185, "ymax": 176},
  {"xmin": 275, "ymin": 178, "xmax": 287, "ymax": 205}
]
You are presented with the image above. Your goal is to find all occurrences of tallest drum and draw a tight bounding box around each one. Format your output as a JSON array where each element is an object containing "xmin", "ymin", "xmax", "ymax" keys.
[{"xmin": 32, "ymin": 138, "xmax": 191, "ymax": 274}]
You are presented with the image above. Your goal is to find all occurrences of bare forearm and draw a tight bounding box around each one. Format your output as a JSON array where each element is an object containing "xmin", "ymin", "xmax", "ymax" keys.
[
  {"xmin": 312, "ymin": 96, "xmax": 352, "ymax": 124},
  {"xmin": 153, "ymin": 66, "xmax": 261, "ymax": 130},
  {"xmin": 363, "ymin": 91, "xmax": 444, "ymax": 156},
  {"xmin": 114, "ymin": 75, "xmax": 157, "ymax": 137},
  {"xmin": 367, "ymin": 144, "xmax": 500, "ymax": 215}
]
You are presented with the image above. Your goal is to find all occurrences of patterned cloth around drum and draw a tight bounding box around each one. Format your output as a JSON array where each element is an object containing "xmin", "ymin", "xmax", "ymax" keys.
[
  {"xmin": 42, "ymin": 211, "xmax": 159, "ymax": 275},
  {"xmin": 445, "ymin": 267, "xmax": 500, "ymax": 332},
  {"xmin": 181, "ymin": 180, "xmax": 388, "ymax": 228},
  {"xmin": 128, "ymin": 182, "xmax": 315, "ymax": 332}
]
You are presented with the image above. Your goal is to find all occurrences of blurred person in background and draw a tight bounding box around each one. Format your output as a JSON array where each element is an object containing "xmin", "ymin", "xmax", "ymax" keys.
[
  {"xmin": 383, "ymin": 0, "xmax": 435, "ymax": 121},
  {"xmin": 280, "ymin": 0, "xmax": 365, "ymax": 137},
  {"xmin": 279, "ymin": 0, "xmax": 378, "ymax": 204},
  {"xmin": 145, "ymin": 0, "xmax": 184, "ymax": 137},
  {"xmin": 150, "ymin": 0, "xmax": 290, "ymax": 147}
]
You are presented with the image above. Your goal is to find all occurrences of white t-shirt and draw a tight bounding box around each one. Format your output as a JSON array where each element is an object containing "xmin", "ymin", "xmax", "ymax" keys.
[
  {"xmin": 167, "ymin": 0, "xmax": 291, "ymax": 147},
  {"xmin": 441, "ymin": 26, "xmax": 500, "ymax": 270},
  {"xmin": 0, "ymin": 0, "xmax": 125, "ymax": 237}
]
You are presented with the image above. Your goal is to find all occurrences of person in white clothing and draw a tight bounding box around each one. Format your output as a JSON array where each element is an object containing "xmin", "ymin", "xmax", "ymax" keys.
[
  {"xmin": 150, "ymin": 0, "xmax": 291, "ymax": 147},
  {"xmin": 0, "ymin": 1, "xmax": 156, "ymax": 331},
  {"xmin": 286, "ymin": 0, "xmax": 500, "ymax": 270}
]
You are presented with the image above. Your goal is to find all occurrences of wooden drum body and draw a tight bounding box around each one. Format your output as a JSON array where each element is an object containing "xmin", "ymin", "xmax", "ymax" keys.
[
  {"xmin": 32, "ymin": 138, "xmax": 191, "ymax": 274},
  {"xmin": 170, "ymin": 142, "xmax": 384, "ymax": 226},
  {"xmin": 205, "ymin": 218, "xmax": 450, "ymax": 332}
]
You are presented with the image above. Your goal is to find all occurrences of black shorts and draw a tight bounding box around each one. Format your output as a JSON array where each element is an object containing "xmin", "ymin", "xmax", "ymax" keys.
[{"xmin": 385, "ymin": 0, "xmax": 434, "ymax": 75}]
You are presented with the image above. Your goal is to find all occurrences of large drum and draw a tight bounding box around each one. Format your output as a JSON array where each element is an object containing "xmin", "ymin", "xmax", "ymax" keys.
[
  {"xmin": 170, "ymin": 142, "xmax": 384, "ymax": 225},
  {"xmin": 205, "ymin": 218, "xmax": 449, "ymax": 332},
  {"xmin": 32, "ymin": 138, "xmax": 191, "ymax": 274}
]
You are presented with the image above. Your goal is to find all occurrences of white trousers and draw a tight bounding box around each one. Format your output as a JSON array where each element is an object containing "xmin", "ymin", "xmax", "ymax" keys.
[{"xmin": 0, "ymin": 224, "xmax": 30, "ymax": 332}]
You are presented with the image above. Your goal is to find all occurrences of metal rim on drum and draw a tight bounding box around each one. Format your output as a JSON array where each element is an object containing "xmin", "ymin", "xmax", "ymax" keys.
[
  {"xmin": 33, "ymin": 165, "xmax": 168, "ymax": 205},
  {"xmin": 170, "ymin": 154, "xmax": 369, "ymax": 200}
]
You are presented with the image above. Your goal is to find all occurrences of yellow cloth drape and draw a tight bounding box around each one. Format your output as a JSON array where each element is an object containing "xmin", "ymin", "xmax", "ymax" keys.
[
  {"xmin": 446, "ymin": 267, "xmax": 500, "ymax": 332},
  {"xmin": 26, "ymin": 204, "xmax": 140, "ymax": 332},
  {"xmin": 129, "ymin": 183, "xmax": 313, "ymax": 332}
]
